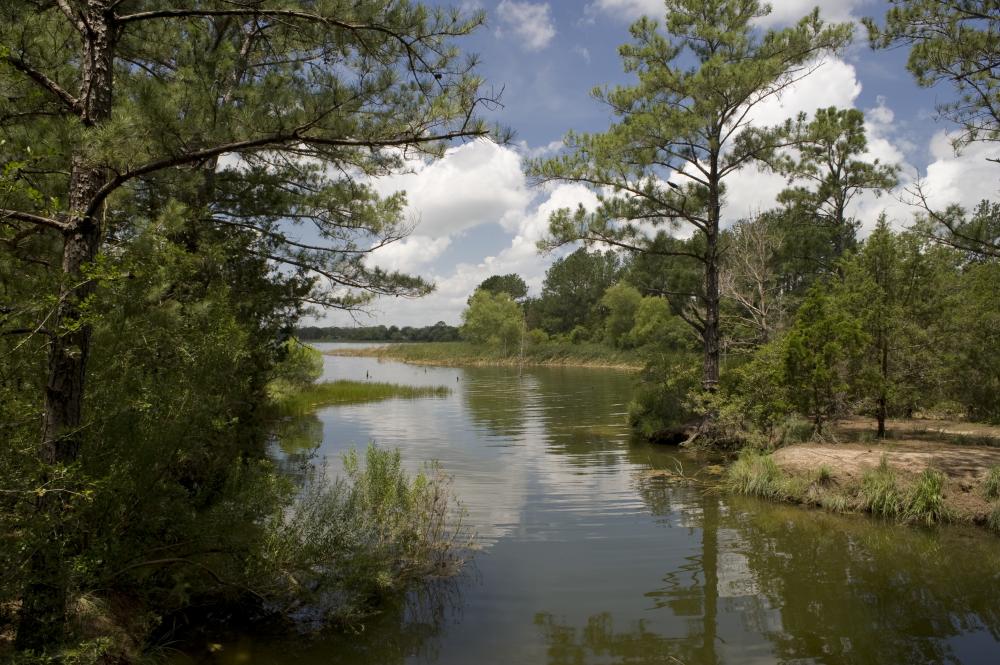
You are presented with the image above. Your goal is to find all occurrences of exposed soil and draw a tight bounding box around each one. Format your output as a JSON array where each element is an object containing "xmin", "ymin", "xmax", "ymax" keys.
[{"xmin": 772, "ymin": 421, "xmax": 1000, "ymax": 524}]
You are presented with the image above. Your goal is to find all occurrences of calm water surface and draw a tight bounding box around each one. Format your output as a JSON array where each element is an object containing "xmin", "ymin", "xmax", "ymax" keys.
[{"xmin": 212, "ymin": 344, "xmax": 1000, "ymax": 665}]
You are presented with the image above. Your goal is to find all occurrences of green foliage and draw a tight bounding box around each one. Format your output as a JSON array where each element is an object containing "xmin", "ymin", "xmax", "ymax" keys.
[
  {"xmin": 627, "ymin": 356, "xmax": 701, "ymax": 438},
  {"xmin": 815, "ymin": 466, "xmax": 834, "ymax": 484},
  {"xmin": 783, "ymin": 285, "xmax": 866, "ymax": 432},
  {"xmin": 531, "ymin": 0, "xmax": 851, "ymax": 387},
  {"xmin": 272, "ymin": 340, "xmax": 324, "ymax": 388},
  {"xmin": 865, "ymin": 1, "xmax": 1000, "ymax": 148},
  {"xmin": 473, "ymin": 274, "xmax": 529, "ymax": 302},
  {"xmin": 535, "ymin": 248, "xmax": 622, "ymax": 335},
  {"xmin": 258, "ymin": 445, "xmax": 470, "ymax": 626},
  {"xmin": 270, "ymin": 380, "xmax": 451, "ymax": 418},
  {"xmin": 460, "ymin": 290, "xmax": 525, "ymax": 352},
  {"xmin": 628, "ymin": 296, "xmax": 694, "ymax": 351},
  {"xmin": 771, "ymin": 107, "xmax": 898, "ymax": 267},
  {"xmin": 600, "ymin": 283, "xmax": 643, "ymax": 348}
]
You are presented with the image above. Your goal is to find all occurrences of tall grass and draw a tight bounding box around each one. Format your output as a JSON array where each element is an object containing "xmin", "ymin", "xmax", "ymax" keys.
[
  {"xmin": 859, "ymin": 456, "xmax": 904, "ymax": 518},
  {"xmin": 724, "ymin": 450, "xmax": 803, "ymax": 500},
  {"xmin": 904, "ymin": 469, "xmax": 950, "ymax": 526},
  {"xmin": 259, "ymin": 445, "xmax": 471, "ymax": 627},
  {"xmin": 982, "ymin": 466, "xmax": 1000, "ymax": 500},
  {"xmin": 270, "ymin": 379, "xmax": 450, "ymax": 417}
]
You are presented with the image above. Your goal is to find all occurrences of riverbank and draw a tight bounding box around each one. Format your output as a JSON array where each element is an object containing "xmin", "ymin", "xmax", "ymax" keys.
[
  {"xmin": 323, "ymin": 341, "xmax": 644, "ymax": 370},
  {"xmin": 724, "ymin": 418, "xmax": 1000, "ymax": 530}
]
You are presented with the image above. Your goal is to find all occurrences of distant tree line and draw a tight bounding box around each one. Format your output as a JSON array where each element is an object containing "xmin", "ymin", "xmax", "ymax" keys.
[{"xmin": 298, "ymin": 322, "xmax": 461, "ymax": 342}]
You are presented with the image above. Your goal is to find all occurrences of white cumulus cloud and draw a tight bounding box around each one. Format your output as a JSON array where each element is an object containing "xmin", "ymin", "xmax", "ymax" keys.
[{"xmin": 496, "ymin": 0, "xmax": 556, "ymax": 51}]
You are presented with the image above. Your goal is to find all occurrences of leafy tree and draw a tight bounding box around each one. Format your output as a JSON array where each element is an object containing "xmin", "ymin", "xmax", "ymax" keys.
[
  {"xmin": 532, "ymin": 0, "xmax": 851, "ymax": 390},
  {"xmin": 950, "ymin": 259, "xmax": 1000, "ymax": 422},
  {"xmin": 0, "ymin": 0, "xmax": 495, "ymax": 649},
  {"xmin": 600, "ymin": 283, "xmax": 643, "ymax": 348},
  {"xmin": 472, "ymin": 273, "xmax": 529, "ymax": 302},
  {"xmin": 783, "ymin": 286, "xmax": 866, "ymax": 433},
  {"xmin": 460, "ymin": 290, "xmax": 524, "ymax": 353},
  {"xmin": 865, "ymin": 1, "xmax": 1000, "ymax": 151},
  {"xmin": 537, "ymin": 248, "xmax": 622, "ymax": 335}
]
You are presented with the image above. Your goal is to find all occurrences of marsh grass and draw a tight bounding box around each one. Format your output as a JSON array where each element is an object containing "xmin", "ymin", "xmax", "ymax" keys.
[
  {"xmin": 982, "ymin": 466, "xmax": 1000, "ymax": 500},
  {"xmin": 904, "ymin": 469, "xmax": 950, "ymax": 526},
  {"xmin": 988, "ymin": 504, "xmax": 1000, "ymax": 533},
  {"xmin": 860, "ymin": 456, "xmax": 904, "ymax": 519},
  {"xmin": 270, "ymin": 379, "xmax": 450, "ymax": 417},
  {"xmin": 724, "ymin": 450, "xmax": 804, "ymax": 500},
  {"xmin": 259, "ymin": 445, "xmax": 471, "ymax": 628}
]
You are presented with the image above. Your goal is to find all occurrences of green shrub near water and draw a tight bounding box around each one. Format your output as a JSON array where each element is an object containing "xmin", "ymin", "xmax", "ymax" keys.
[{"xmin": 256, "ymin": 444, "xmax": 471, "ymax": 628}]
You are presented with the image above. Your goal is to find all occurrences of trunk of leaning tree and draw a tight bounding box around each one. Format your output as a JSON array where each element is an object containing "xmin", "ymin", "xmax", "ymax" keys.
[{"xmin": 16, "ymin": 2, "xmax": 115, "ymax": 650}]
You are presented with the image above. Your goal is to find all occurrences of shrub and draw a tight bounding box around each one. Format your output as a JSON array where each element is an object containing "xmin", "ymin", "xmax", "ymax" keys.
[{"xmin": 258, "ymin": 445, "xmax": 470, "ymax": 627}]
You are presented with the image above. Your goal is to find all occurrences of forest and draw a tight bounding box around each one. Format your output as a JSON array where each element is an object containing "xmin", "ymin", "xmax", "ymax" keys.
[{"xmin": 1, "ymin": 0, "xmax": 999, "ymax": 662}]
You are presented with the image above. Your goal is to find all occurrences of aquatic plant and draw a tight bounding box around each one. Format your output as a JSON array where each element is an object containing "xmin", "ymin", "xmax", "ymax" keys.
[
  {"xmin": 258, "ymin": 444, "xmax": 471, "ymax": 627},
  {"xmin": 269, "ymin": 380, "xmax": 450, "ymax": 417}
]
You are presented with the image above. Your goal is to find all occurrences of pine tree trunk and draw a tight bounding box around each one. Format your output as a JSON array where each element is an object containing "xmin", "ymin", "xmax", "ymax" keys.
[
  {"xmin": 17, "ymin": 3, "xmax": 114, "ymax": 650},
  {"xmin": 702, "ymin": 175, "xmax": 722, "ymax": 392}
]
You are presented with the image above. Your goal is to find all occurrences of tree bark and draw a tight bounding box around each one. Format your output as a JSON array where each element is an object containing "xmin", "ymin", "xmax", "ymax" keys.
[
  {"xmin": 17, "ymin": 1, "xmax": 115, "ymax": 650},
  {"xmin": 702, "ymin": 164, "xmax": 722, "ymax": 392}
]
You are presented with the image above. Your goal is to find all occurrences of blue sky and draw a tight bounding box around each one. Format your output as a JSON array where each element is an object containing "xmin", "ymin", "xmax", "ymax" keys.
[{"xmin": 315, "ymin": 0, "xmax": 999, "ymax": 328}]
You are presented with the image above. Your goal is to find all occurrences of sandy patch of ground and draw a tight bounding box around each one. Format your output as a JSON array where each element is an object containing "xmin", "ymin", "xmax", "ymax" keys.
[{"xmin": 773, "ymin": 440, "xmax": 1000, "ymax": 521}]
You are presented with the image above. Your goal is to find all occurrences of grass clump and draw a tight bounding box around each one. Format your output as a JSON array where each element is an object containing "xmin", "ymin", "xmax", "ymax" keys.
[
  {"xmin": 259, "ymin": 444, "xmax": 470, "ymax": 627},
  {"xmin": 988, "ymin": 504, "xmax": 1000, "ymax": 533},
  {"xmin": 725, "ymin": 450, "xmax": 801, "ymax": 500},
  {"xmin": 904, "ymin": 469, "xmax": 949, "ymax": 526},
  {"xmin": 860, "ymin": 456, "xmax": 904, "ymax": 519},
  {"xmin": 270, "ymin": 380, "xmax": 450, "ymax": 417},
  {"xmin": 982, "ymin": 466, "xmax": 1000, "ymax": 500},
  {"xmin": 814, "ymin": 465, "xmax": 833, "ymax": 484}
]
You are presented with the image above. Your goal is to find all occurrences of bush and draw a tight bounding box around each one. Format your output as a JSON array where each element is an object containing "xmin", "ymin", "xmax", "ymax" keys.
[{"xmin": 627, "ymin": 356, "xmax": 700, "ymax": 438}]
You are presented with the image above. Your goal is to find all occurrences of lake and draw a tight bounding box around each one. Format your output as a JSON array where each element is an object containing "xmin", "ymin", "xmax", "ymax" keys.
[{"xmin": 208, "ymin": 344, "xmax": 1000, "ymax": 665}]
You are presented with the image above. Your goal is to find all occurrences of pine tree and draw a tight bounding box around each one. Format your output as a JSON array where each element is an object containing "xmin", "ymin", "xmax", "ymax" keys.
[{"xmin": 531, "ymin": 0, "xmax": 851, "ymax": 391}]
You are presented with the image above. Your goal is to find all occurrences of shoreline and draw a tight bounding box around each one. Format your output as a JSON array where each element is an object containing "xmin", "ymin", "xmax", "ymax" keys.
[
  {"xmin": 725, "ymin": 432, "xmax": 1000, "ymax": 532},
  {"xmin": 323, "ymin": 342, "xmax": 644, "ymax": 371}
]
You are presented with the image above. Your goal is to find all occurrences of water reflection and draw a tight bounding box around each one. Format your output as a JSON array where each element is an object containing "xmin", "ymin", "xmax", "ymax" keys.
[{"xmin": 233, "ymin": 348, "xmax": 1000, "ymax": 665}]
